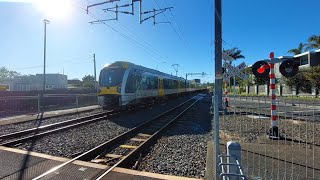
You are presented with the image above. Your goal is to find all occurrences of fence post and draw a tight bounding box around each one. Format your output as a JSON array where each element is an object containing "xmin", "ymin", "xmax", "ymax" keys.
[
  {"xmin": 76, "ymin": 95, "xmax": 79, "ymax": 113},
  {"xmin": 254, "ymin": 85, "xmax": 259, "ymax": 95},
  {"xmin": 37, "ymin": 94, "xmax": 41, "ymax": 113},
  {"xmin": 227, "ymin": 141, "xmax": 241, "ymax": 179}
]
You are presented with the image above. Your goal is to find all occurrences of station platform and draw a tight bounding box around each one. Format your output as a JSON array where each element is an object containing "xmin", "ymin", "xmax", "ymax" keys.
[
  {"xmin": 0, "ymin": 105, "xmax": 99, "ymax": 126},
  {"xmin": 0, "ymin": 146, "xmax": 199, "ymax": 180}
]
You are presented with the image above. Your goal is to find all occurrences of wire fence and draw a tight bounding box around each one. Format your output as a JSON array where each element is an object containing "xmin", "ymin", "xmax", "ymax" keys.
[
  {"xmin": 219, "ymin": 95, "xmax": 320, "ymax": 179},
  {"xmin": 0, "ymin": 94, "xmax": 98, "ymax": 118}
]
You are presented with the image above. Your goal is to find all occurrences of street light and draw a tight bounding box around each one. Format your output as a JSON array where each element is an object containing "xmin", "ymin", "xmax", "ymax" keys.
[{"xmin": 42, "ymin": 19, "xmax": 50, "ymax": 112}]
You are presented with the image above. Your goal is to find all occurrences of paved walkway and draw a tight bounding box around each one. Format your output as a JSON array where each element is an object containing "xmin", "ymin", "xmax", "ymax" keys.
[{"xmin": 0, "ymin": 105, "xmax": 99, "ymax": 126}]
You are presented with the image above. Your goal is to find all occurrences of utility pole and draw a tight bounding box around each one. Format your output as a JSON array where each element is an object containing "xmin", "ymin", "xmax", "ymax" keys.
[
  {"xmin": 172, "ymin": 64, "xmax": 179, "ymax": 76},
  {"xmin": 42, "ymin": 19, "xmax": 50, "ymax": 113},
  {"xmin": 214, "ymin": 0, "xmax": 222, "ymax": 179},
  {"xmin": 93, "ymin": 54, "xmax": 97, "ymax": 92}
]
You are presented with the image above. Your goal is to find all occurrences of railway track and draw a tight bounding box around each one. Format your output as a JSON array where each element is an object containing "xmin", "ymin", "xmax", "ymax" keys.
[
  {"xmin": 33, "ymin": 94, "xmax": 204, "ymax": 180},
  {"xmin": 0, "ymin": 112, "xmax": 110, "ymax": 147},
  {"xmin": 0, "ymin": 98, "xmax": 168, "ymax": 147}
]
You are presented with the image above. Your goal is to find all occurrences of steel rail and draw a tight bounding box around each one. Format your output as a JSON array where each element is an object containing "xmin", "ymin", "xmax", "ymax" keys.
[
  {"xmin": 0, "ymin": 113, "xmax": 109, "ymax": 147},
  {"xmin": 33, "ymin": 95, "xmax": 201, "ymax": 180},
  {"xmin": 0, "ymin": 112, "xmax": 108, "ymax": 141},
  {"xmin": 96, "ymin": 97, "xmax": 200, "ymax": 179}
]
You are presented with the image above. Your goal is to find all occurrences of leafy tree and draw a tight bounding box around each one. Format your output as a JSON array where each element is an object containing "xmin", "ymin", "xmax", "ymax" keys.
[
  {"xmin": 287, "ymin": 43, "xmax": 306, "ymax": 55},
  {"xmin": 283, "ymin": 69, "xmax": 311, "ymax": 93},
  {"xmin": 82, "ymin": 75, "xmax": 96, "ymax": 89},
  {"xmin": 223, "ymin": 47, "xmax": 245, "ymax": 66},
  {"xmin": 0, "ymin": 67, "xmax": 20, "ymax": 81},
  {"xmin": 223, "ymin": 47, "xmax": 245, "ymax": 87},
  {"xmin": 305, "ymin": 35, "xmax": 320, "ymax": 50},
  {"xmin": 304, "ymin": 65, "xmax": 320, "ymax": 90}
]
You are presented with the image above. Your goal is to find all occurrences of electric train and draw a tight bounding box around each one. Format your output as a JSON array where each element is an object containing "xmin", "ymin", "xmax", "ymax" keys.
[{"xmin": 98, "ymin": 61, "xmax": 204, "ymax": 110}]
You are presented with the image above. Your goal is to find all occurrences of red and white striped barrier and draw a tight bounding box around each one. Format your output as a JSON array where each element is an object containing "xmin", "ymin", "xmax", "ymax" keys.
[{"xmin": 269, "ymin": 52, "xmax": 279, "ymax": 138}]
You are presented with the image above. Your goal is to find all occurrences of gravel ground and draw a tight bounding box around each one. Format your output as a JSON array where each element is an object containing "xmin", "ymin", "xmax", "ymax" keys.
[
  {"xmin": 220, "ymin": 107, "xmax": 320, "ymax": 145},
  {"xmin": 13, "ymin": 94, "xmax": 197, "ymax": 158},
  {"xmin": 0, "ymin": 109, "xmax": 103, "ymax": 136},
  {"xmin": 137, "ymin": 94, "xmax": 213, "ymax": 179}
]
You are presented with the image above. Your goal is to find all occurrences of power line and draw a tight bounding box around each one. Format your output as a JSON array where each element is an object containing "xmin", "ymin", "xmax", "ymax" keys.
[
  {"xmin": 76, "ymin": 0, "xmax": 173, "ymax": 65},
  {"xmin": 154, "ymin": 0, "xmax": 194, "ymax": 60},
  {"xmin": 87, "ymin": 0, "xmax": 165, "ymax": 59}
]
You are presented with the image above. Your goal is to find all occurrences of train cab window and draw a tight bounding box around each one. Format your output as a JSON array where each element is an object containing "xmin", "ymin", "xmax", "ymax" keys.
[
  {"xmin": 100, "ymin": 68, "xmax": 125, "ymax": 87},
  {"xmin": 125, "ymin": 70, "xmax": 136, "ymax": 93}
]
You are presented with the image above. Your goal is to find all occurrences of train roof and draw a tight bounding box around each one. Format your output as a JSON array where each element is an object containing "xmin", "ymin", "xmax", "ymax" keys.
[{"xmin": 104, "ymin": 61, "xmax": 185, "ymax": 81}]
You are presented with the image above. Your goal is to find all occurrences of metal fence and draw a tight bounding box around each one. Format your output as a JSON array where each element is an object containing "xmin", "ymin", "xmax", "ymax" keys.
[
  {"xmin": 219, "ymin": 95, "xmax": 320, "ymax": 179},
  {"xmin": 0, "ymin": 94, "xmax": 98, "ymax": 118}
]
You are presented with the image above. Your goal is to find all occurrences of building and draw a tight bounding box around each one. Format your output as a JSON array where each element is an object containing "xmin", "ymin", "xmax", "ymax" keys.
[
  {"xmin": 0, "ymin": 74, "xmax": 67, "ymax": 91},
  {"xmin": 36, "ymin": 74, "xmax": 68, "ymax": 89},
  {"xmin": 274, "ymin": 49, "xmax": 320, "ymax": 78},
  {"xmin": 68, "ymin": 79, "xmax": 82, "ymax": 87}
]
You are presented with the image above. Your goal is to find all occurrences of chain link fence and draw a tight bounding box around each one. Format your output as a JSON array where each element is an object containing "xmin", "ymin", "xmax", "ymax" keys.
[
  {"xmin": 0, "ymin": 94, "xmax": 98, "ymax": 118},
  {"xmin": 219, "ymin": 95, "xmax": 320, "ymax": 179}
]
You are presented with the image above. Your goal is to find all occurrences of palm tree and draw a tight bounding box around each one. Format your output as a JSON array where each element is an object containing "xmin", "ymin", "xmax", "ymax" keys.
[
  {"xmin": 305, "ymin": 35, "xmax": 320, "ymax": 50},
  {"xmin": 223, "ymin": 47, "xmax": 245, "ymax": 65},
  {"xmin": 287, "ymin": 43, "xmax": 306, "ymax": 55}
]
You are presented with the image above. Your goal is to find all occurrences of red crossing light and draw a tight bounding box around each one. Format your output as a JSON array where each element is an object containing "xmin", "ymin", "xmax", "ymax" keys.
[{"xmin": 252, "ymin": 61, "xmax": 270, "ymax": 80}]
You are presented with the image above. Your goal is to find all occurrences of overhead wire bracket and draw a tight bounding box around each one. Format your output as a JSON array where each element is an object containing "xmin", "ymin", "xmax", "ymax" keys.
[
  {"xmin": 86, "ymin": 0, "xmax": 120, "ymax": 14},
  {"xmin": 140, "ymin": 7, "xmax": 173, "ymax": 25}
]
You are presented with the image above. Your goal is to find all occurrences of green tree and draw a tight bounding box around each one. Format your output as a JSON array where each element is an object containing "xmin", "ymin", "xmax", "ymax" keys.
[
  {"xmin": 82, "ymin": 75, "xmax": 95, "ymax": 89},
  {"xmin": 304, "ymin": 65, "xmax": 320, "ymax": 90},
  {"xmin": 223, "ymin": 47, "xmax": 245, "ymax": 65},
  {"xmin": 287, "ymin": 43, "xmax": 306, "ymax": 55},
  {"xmin": 223, "ymin": 47, "xmax": 246, "ymax": 86},
  {"xmin": 284, "ymin": 69, "xmax": 311, "ymax": 93},
  {"xmin": 305, "ymin": 35, "xmax": 320, "ymax": 50},
  {"xmin": 0, "ymin": 67, "xmax": 20, "ymax": 81}
]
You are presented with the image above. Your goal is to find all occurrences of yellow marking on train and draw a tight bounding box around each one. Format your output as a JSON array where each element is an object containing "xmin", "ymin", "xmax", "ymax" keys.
[
  {"xmin": 99, "ymin": 86, "xmax": 119, "ymax": 95},
  {"xmin": 122, "ymin": 63, "xmax": 129, "ymax": 68},
  {"xmin": 158, "ymin": 78, "xmax": 164, "ymax": 96},
  {"xmin": 119, "ymin": 145, "xmax": 139, "ymax": 149}
]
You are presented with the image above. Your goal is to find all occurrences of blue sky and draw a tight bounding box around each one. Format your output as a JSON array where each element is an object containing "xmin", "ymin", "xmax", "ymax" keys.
[{"xmin": 1, "ymin": 0, "xmax": 319, "ymax": 83}]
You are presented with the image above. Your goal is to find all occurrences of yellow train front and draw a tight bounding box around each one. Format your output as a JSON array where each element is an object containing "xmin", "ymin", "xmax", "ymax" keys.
[{"xmin": 98, "ymin": 61, "xmax": 203, "ymax": 110}]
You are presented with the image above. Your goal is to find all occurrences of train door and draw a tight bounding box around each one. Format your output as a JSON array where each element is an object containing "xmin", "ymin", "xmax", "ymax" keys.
[{"xmin": 158, "ymin": 78, "xmax": 164, "ymax": 97}]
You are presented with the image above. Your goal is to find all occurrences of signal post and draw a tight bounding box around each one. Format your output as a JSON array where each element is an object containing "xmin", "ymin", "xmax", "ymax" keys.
[{"xmin": 252, "ymin": 52, "xmax": 299, "ymax": 139}]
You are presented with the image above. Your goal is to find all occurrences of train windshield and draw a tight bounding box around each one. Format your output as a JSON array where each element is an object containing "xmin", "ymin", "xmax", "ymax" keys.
[{"xmin": 100, "ymin": 68, "xmax": 125, "ymax": 87}]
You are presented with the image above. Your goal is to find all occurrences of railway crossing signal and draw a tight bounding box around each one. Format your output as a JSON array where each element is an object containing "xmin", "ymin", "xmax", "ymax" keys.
[
  {"xmin": 279, "ymin": 59, "xmax": 299, "ymax": 77},
  {"xmin": 252, "ymin": 61, "xmax": 270, "ymax": 80},
  {"xmin": 223, "ymin": 62, "xmax": 248, "ymax": 82},
  {"xmin": 252, "ymin": 57, "xmax": 299, "ymax": 79},
  {"xmin": 251, "ymin": 52, "xmax": 300, "ymax": 139}
]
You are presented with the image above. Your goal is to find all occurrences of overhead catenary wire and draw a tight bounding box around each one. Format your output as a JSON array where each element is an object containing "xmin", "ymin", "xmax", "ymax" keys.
[
  {"xmin": 74, "ymin": 0, "xmax": 171, "ymax": 65},
  {"xmin": 153, "ymin": 0, "xmax": 194, "ymax": 60}
]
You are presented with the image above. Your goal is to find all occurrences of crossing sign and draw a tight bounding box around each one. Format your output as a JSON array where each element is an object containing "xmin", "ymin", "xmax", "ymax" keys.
[
  {"xmin": 223, "ymin": 62, "xmax": 248, "ymax": 82},
  {"xmin": 222, "ymin": 50, "xmax": 235, "ymax": 61}
]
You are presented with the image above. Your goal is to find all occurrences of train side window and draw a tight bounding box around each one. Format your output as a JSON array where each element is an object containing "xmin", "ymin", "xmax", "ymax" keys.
[
  {"xmin": 141, "ymin": 75, "xmax": 147, "ymax": 90},
  {"xmin": 125, "ymin": 70, "xmax": 136, "ymax": 93},
  {"xmin": 153, "ymin": 77, "xmax": 158, "ymax": 89}
]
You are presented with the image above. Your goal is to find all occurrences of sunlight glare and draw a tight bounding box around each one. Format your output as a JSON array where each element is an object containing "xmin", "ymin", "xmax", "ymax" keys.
[{"xmin": 33, "ymin": 0, "xmax": 72, "ymax": 21}]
